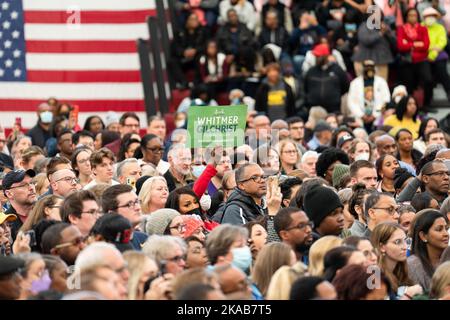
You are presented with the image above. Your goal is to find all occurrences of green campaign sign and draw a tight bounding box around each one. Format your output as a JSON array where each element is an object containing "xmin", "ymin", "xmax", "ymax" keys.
[{"xmin": 187, "ymin": 105, "xmax": 247, "ymax": 148}]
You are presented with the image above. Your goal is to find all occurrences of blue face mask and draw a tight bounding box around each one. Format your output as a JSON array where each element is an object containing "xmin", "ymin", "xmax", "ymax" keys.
[
  {"xmin": 231, "ymin": 246, "xmax": 252, "ymax": 273},
  {"xmin": 40, "ymin": 111, "xmax": 53, "ymax": 124},
  {"xmin": 192, "ymin": 165, "xmax": 206, "ymax": 178},
  {"xmin": 231, "ymin": 98, "xmax": 242, "ymax": 105}
]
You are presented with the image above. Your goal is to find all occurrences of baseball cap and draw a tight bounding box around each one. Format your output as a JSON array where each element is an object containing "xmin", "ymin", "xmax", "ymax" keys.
[
  {"xmin": 0, "ymin": 255, "xmax": 24, "ymax": 276},
  {"xmin": 337, "ymin": 135, "xmax": 354, "ymax": 149},
  {"xmin": 423, "ymin": 7, "xmax": 440, "ymax": 17},
  {"xmin": 2, "ymin": 169, "xmax": 36, "ymax": 190},
  {"xmin": 0, "ymin": 211, "xmax": 17, "ymax": 225},
  {"xmin": 92, "ymin": 213, "xmax": 134, "ymax": 252},
  {"xmin": 312, "ymin": 44, "xmax": 330, "ymax": 57}
]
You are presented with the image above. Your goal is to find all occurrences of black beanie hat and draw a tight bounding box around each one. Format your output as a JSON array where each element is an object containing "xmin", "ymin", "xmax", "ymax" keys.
[{"xmin": 303, "ymin": 185, "xmax": 343, "ymax": 228}]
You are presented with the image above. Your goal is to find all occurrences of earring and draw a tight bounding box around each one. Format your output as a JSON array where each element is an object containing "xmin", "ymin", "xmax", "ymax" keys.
[{"xmin": 423, "ymin": 239, "xmax": 428, "ymax": 243}]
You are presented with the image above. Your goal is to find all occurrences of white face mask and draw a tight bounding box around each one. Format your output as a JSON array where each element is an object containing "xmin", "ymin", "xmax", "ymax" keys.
[
  {"xmin": 40, "ymin": 111, "xmax": 53, "ymax": 124},
  {"xmin": 425, "ymin": 17, "xmax": 437, "ymax": 26},
  {"xmin": 175, "ymin": 119, "xmax": 185, "ymax": 128},
  {"xmin": 355, "ymin": 153, "xmax": 370, "ymax": 161}
]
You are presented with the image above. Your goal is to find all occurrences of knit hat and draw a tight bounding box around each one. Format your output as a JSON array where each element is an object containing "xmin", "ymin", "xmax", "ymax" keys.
[
  {"xmin": 181, "ymin": 215, "xmax": 205, "ymax": 238},
  {"xmin": 105, "ymin": 111, "xmax": 119, "ymax": 128},
  {"xmin": 394, "ymin": 167, "xmax": 413, "ymax": 190},
  {"xmin": 312, "ymin": 44, "xmax": 330, "ymax": 57},
  {"xmin": 303, "ymin": 185, "xmax": 343, "ymax": 228},
  {"xmin": 332, "ymin": 164, "xmax": 350, "ymax": 188},
  {"xmin": 145, "ymin": 209, "xmax": 180, "ymax": 235}
]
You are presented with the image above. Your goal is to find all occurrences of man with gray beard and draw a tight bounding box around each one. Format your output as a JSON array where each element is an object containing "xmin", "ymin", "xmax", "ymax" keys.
[{"xmin": 164, "ymin": 144, "xmax": 195, "ymax": 192}]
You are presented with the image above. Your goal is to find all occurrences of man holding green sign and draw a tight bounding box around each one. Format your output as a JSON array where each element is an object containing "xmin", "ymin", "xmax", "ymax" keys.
[{"xmin": 187, "ymin": 105, "xmax": 248, "ymax": 149}]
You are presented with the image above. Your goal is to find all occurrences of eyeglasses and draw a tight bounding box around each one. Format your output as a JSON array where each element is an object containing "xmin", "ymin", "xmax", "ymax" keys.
[
  {"xmin": 282, "ymin": 150, "xmax": 297, "ymax": 154},
  {"xmin": 53, "ymin": 236, "xmax": 86, "ymax": 250},
  {"xmin": 81, "ymin": 209, "xmax": 103, "ymax": 216},
  {"xmin": 239, "ymin": 175, "xmax": 268, "ymax": 183},
  {"xmin": 285, "ymin": 221, "xmax": 314, "ymax": 231},
  {"xmin": 55, "ymin": 177, "xmax": 80, "ymax": 185},
  {"xmin": 8, "ymin": 182, "xmax": 36, "ymax": 190},
  {"xmin": 116, "ymin": 199, "xmax": 141, "ymax": 209},
  {"xmin": 49, "ymin": 205, "xmax": 62, "ymax": 209},
  {"xmin": 290, "ymin": 126, "xmax": 304, "ymax": 130},
  {"xmin": 424, "ymin": 171, "xmax": 450, "ymax": 178},
  {"xmin": 169, "ymin": 223, "xmax": 187, "ymax": 233},
  {"xmin": 145, "ymin": 146, "xmax": 165, "ymax": 153},
  {"xmin": 372, "ymin": 206, "xmax": 398, "ymax": 216},
  {"xmin": 389, "ymin": 238, "xmax": 411, "ymax": 247}
]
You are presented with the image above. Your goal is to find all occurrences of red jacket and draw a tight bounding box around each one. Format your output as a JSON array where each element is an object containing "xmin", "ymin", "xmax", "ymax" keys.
[{"xmin": 397, "ymin": 23, "xmax": 430, "ymax": 63}]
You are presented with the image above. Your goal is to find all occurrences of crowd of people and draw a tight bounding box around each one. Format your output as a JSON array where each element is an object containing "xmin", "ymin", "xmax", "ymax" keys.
[{"xmin": 1, "ymin": 0, "xmax": 450, "ymax": 301}]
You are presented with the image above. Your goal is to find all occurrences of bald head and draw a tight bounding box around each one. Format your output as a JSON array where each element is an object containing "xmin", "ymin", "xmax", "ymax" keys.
[
  {"xmin": 271, "ymin": 119, "xmax": 288, "ymax": 130},
  {"xmin": 253, "ymin": 115, "xmax": 270, "ymax": 129},
  {"xmin": 376, "ymin": 135, "xmax": 397, "ymax": 156},
  {"xmin": 37, "ymin": 102, "xmax": 52, "ymax": 113}
]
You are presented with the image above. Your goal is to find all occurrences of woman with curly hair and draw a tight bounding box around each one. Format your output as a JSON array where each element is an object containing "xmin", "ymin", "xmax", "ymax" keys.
[{"xmin": 315, "ymin": 147, "xmax": 350, "ymax": 185}]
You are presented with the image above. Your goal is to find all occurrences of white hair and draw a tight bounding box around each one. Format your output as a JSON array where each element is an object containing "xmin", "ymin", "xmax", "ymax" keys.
[
  {"xmin": 301, "ymin": 151, "xmax": 318, "ymax": 163},
  {"xmin": 142, "ymin": 235, "xmax": 187, "ymax": 264},
  {"xmin": 75, "ymin": 242, "xmax": 121, "ymax": 270},
  {"xmin": 352, "ymin": 128, "xmax": 369, "ymax": 141},
  {"xmin": 167, "ymin": 143, "xmax": 189, "ymax": 160},
  {"xmin": 115, "ymin": 158, "xmax": 139, "ymax": 179}
]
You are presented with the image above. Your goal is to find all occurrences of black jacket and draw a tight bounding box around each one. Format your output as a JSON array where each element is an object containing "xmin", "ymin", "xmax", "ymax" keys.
[
  {"xmin": 216, "ymin": 22, "xmax": 256, "ymax": 55},
  {"xmin": 171, "ymin": 26, "xmax": 208, "ymax": 61},
  {"xmin": 213, "ymin": 188, "xmax": 267, "ymax": 225},
  {"xmin": 258, "ymin": 26, "xmax": 290, "ymax": 51},
  {"xmin": 26, "ymin": 123, "xmax": 51, "ymax": 149},
  {"xmin": 255, "ymin": 79, "xmax": 296, "ymax": 120},
  {"xmin": 304, "ymin": 63, "xmax": 349, "ymax": 113}
]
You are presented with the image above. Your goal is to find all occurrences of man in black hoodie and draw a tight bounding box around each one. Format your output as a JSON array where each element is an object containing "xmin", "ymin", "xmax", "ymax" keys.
[{"xmin": 216, "ymin": 163, "xmax": 268, "ymax": 225}]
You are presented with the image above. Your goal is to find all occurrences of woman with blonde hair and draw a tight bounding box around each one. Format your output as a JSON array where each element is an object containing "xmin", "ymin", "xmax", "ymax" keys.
[
  {"xmin": 20, "ymin": 146, "xmax": 45, "ymax": 171},
  {"xmin": 429, "ymin": 261, "xmax": 450, "ymax": 299},
  {"xmin": 265, "ymin": 262, "xmax": 308, "ymax": 300},
  {"xmin": 123, "ymin": 251, "xmax": 159, "ymax": 300},
  {"xmin": 20, "ymin": 195, "xmax": 63, "ymax": 232},
  {"xmin": 277, "ymin": 139, "xmax": 302, "ymax": 176},
  {"xmin": 251, "ymin": 242, "xmax": 296, "ymax": 297},
  {"xmin": 138, "ymin": 176, "xmax": 169, "ymax": 215},
  {"xmin": 371, "ymin": 222, "xmax": 422, "ymax": 299},
  {"xmin": 308, "ymin": 236, "xmax": 343, "ymax": 276},
  {"xmin": 32, "ymin": 173, "xmax": 50, "ymax": 197}
]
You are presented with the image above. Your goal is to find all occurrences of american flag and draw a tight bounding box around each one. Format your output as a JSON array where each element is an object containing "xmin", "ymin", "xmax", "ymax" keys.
[{"xmin": 0, "ymin": 0, "xmax": 156, "ymax": 129}]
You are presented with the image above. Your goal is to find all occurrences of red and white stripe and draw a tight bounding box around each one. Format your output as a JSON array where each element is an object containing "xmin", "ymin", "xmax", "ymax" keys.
[{"xmin": 0, "ymin": 0, "xmax": 156, "ymax": 129}]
